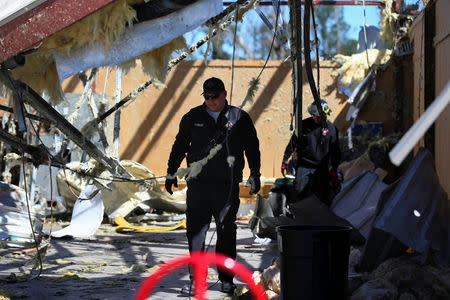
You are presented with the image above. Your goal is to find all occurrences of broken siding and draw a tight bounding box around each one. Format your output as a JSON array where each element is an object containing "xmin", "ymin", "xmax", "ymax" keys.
[
  {"xmin": 410, "ymin": 12, "xmax": 426, "ymax": 154},
  {"xmin": 410, "ymin": 0, "xmax": 450, "ymax": 195},
  {"xmin": 434, "ymin": 0, "xmax": 450, "ymax": 195}
]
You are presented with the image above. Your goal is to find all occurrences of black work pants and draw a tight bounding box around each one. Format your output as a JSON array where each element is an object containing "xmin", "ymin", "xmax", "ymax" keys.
[
  {"xmin": 294, "ymin": 165, "xmax": 332, "ymax": 206},
  {"xmin": 186, "ymin": 181, "xmax": 240, "ymax": 283}
]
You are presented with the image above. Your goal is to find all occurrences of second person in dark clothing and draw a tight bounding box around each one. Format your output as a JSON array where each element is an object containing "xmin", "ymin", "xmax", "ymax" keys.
[
  {"xmin": 282, "ymin": 99, "xmax": 341, "ymax": 206},
  {"xmin": 165, "ymin": 77, "xmax": 261, "ymax": 295}
]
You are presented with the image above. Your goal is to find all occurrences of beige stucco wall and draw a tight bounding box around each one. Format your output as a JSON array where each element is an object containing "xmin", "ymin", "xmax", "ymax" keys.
[
  {"xmin": 62, "ymin": 58, "xmax": 408, "ymax": 180},
  {"xmin": 63, "ymin": 60, "xmax": 350, "ymax": 179}
]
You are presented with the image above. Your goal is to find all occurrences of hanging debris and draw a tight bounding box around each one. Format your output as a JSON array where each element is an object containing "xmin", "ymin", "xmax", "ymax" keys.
[
  {"xmin": 135, "ymin": 36, "xmax": 187, "ymax": 85},
  {"xmin": 333, "ymin": 49, "xmax": 392, "ymax": 97},
  {"xmin": 379, "ymin": 0, "xmax": 414, "ymax": 46},
  {"xmin": 9, "ymin": 0, "xmax": 139, "ymax": 104}
]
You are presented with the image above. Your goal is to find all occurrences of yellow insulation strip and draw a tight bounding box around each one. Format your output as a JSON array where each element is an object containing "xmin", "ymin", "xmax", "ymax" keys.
[{"xmin": 114, "ymin": 216, "xmax": 186, "ymax": 233}]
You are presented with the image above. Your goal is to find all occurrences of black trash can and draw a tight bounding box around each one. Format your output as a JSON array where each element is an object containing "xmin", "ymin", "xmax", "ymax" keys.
[{"xmin": 277, "ymin": 225, "xmax": 352, "ymax": 300}]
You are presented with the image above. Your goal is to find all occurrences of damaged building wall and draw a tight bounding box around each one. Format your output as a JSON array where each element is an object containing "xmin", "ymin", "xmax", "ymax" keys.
[
  {"xmin": 60, "ymin": 58, "xmax": 412, "ymax": 179},
  {"xmin": 338, "ymin": 54, "xmax": 414, "ymax": 134},
  {"xmin": 434, "ymin": 0, "xmax": 450, "ymax": 196},
  {"xmin": 410, "ymin": 13, "xmax": 426, "ymax": 153},
  {"xmin": 410, "ymin": 0, "xmax": 450, "ymax": 196}
]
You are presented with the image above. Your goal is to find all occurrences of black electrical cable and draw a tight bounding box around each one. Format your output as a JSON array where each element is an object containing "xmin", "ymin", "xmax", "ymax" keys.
[
  {"xmin": 193, "ymin": 4, "xmax": 243, "ymax": 296},
  {"xmin": 253, "ymin": 2, "xmax": 281, "ymax": 86},
  {"xmin": 311, "ymin": 5, "xmax": 321, "ymax": 99},
  {"xmin": 26, "ymin": 117, "xmax": 57, "ymax": 238},
  {"xmin": 303, "ymin": 0, "xmax": 328, "ymax": 129},
  {"xmin": 23, "ymin": 107, "xmax": 165, "ymax": 183},
  {"xmin": 222, "ymin": 0, "xmax": 280, "ymax": 244},
  {"xmin": 21, "ymin": 151, "xmax": 43, "ymax": 279}
]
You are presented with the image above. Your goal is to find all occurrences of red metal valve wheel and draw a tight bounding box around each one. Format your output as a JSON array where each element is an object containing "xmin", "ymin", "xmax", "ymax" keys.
[{"xmin": 135, "ymin": 252, "xmax": 269, "ymax": 300}]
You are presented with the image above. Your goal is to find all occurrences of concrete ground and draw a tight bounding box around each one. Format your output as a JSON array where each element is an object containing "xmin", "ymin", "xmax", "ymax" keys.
[{"xmin": 0, "ymin": 207, "xmax": 278, "ymax": 300}]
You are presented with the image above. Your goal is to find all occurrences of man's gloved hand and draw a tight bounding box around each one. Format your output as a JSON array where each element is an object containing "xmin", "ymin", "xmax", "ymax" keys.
[
  {"xmin": 281, "ymin": 160, "xmax": 289, "ymax": 177},
  {"xmin": 165, "ymin": 176, "xmax": 178, "ymax": 195},
  {"xmin": 330, "ymin": 170, "xmax": 343, "ymax": 194},
  {"xmin": 247, "ymin": 172, "xmax": 261, "ymax": 195}
]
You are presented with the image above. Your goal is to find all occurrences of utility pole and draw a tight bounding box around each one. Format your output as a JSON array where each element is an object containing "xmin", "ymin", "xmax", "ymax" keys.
[{"xmin": 288, "ymin": 0, "xmax": 302, "ymax": 138}]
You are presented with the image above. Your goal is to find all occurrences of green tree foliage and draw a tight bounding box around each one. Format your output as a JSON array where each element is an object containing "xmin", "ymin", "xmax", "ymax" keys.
[
  {"xmin": 208, "ymin": 7, "xmax": 288, "ymax": 60},
  {"xmin": 186, "ymin": 5, "xmax": 356, "ymax": 60},
  {"xmin": 313, "ymin": 6, "xmax": 357, "ymax": 58}
]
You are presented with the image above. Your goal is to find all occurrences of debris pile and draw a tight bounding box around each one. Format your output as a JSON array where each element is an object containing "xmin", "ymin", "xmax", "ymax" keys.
[
  {"xmin": 249, "ymin": 147, "xmax": 449, "ymax": 299},
  {"xmin": 0, "ymin": 182, "xmax": 43, "ymax": 248},
  {"xmin": 252, "ymin": 258, "xmax": 281, "ymax": 300},
  {"xmin": 333, "ymin": 49, "xmax": 392, "ymax": 97}
]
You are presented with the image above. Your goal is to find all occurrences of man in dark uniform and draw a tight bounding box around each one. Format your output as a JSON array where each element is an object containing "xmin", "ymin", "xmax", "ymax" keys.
[
  {"xmin": 165, "ymin": 77, "xmax": 261, "ymax": 295},
  {"xmin": 281, "ymin": 99, "xmax": 341, "ymax": 206}
]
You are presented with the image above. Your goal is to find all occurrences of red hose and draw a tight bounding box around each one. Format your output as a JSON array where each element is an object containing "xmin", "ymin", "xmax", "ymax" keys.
[{"xmin": 135, "ymin": 252, "xmax": 269, "ymax": 300}]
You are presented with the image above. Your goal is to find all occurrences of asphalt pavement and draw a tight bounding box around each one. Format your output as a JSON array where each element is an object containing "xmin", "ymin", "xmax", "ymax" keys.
[{"xmin": 0, "ymin": 211, "xmax": 278, "ymax": 300}]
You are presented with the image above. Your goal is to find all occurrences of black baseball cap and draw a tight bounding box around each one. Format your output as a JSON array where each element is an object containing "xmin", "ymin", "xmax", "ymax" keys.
[{"xmin": 202, "ymin": 77, "xmax": 225, "ymax": 95}]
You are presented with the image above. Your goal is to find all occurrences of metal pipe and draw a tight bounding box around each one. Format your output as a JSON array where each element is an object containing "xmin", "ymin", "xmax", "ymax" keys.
[
  {"xmin": 0, "ymin": 71, "xmax": 127, "ymax": 175},
  {"xmin": 224, "ymin": 1, "xmax": 384, "ymax": 6},
  {"xmin": 113, "ymin": 67, "xmax": 122, "ymax": 157},
  {"xmin": 0, "ymin": 128, "xmax": 65, "ymax": 167},
  {"xmin": 389, "ymin": 80, "xmax": 450, "ymax": 166},
  {"xmin": 288, "ymin": 0, "xmax": 303, "ymax": 138},
  {"xmin": 304, "ymin": 0, "xmax": 328, "ymax": 128},
  {"xmin": 0, "ymin": 104, "xmax": 47, "ymax": 122}
]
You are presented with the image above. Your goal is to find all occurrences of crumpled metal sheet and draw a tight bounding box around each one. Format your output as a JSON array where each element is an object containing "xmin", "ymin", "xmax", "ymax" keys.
[
  {"xmin": 54, "ymin": 0, "xmax": 222, "ymax": 81},
  {"xmin": 0, "ymin": 181, "xmax": 44, "ymax": 247},
  {"xmin": 0, "ymin": 203, "xmax": 44, "ymax": 247},
  {"xmin": 373, "ymin": 148, "xmax": 448, "ymax": 254},
  {"xmin": 345, "ymin": 69, "xmax": 377, "ymax": 122},
  {"xmin": 52, "ymin": 183, "xmax": 104, "ymax": 238},
  {"xmin": 0, "ymin": 181, "xmax": 27, "ymax": 210},
  {"xmin": 331, "ymin": 170, "xmax": 387, "ymax": 239},
  {"xmin": 360, "ymin": 148, "xmax": 449, "ymax": 270}
]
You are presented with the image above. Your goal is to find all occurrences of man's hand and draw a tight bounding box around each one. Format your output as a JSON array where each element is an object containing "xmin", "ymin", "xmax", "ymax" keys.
[
  {"xmin": 247, "ymin": 173, "xmax": 261, "ymax": 195},
  {"xmin": 281, "ymin": 159, "xmax": 289, "ymax": 177},
  {"xmin": 330, "ymin": 170, "xmax": 343, "ymax": 194},
  {"xmin": 165, "ymin": 176, "xmax": 178, "ymax": 195}
]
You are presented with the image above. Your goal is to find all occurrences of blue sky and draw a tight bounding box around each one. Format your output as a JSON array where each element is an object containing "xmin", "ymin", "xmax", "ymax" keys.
[
  {"xmin": 343, "ymin": 5, "xmax": 381, "ymax": 38},
  {"xmin": 184, "ymin": 3, "xmax": 384, "ymax": 59}
]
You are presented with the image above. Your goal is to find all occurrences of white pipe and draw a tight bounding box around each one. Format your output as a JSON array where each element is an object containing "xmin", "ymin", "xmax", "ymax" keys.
[{"xmin": 389, "ymin": 80, "xmax": 450, "ymax": 166}]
